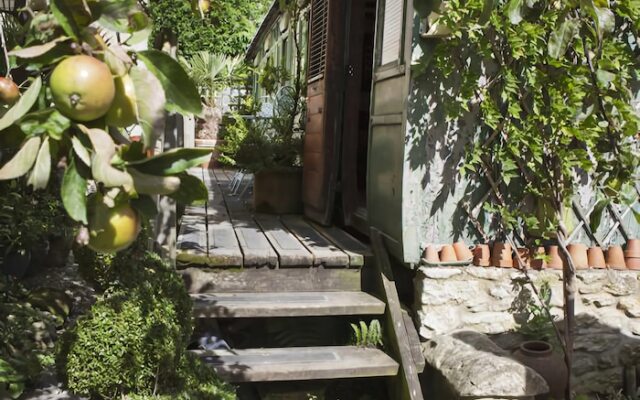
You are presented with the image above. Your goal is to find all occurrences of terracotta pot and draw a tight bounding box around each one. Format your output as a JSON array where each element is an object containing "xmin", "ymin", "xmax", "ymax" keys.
[
  {"xmin": 627, "ymin": 258, "xmax": 640, "ymax": 270},
  {"xmin": 423, "ymin": 246, "xmax": 440, "ymax": 263},
  {"xmin": 606, "ymin": 246, "xmax": 627, "ymax": 270},
  {"xmin": 567, "ymin": 243, "xmax": 589, "ymax": 270},
  {"xmin": 512, "ymin": 341, "xmax": 567, "ymax": 400},
  {"xmin": 439, "ymin": 245, "xmax": 457, "ymax": 263},
  {"xmin": 530, "ymin": 247, "xmax": 547, "ymax": 270},
  {"xmin": 512, "ymin": 248, "xmax": 531, "ymax": 269},
  {"xmin": 587, "ymin": 247, "xmax": 606, "ymax": 269},
  {"xmin": 453, "ymin": 241, "xmax": 473, "ymax": 261},
  {"xmin": 625, "ymin": 239, "xmax": 640, "ymax": 258},
  {"xmin": 492, "ymin": 242, "xmax": 513, "ymax": 268},
  {"xmin": 472, "ymin": 244, "xmax": 491, "ymax": 267},
  {"xmin": 547, "ymin": 246, "xmax": 564, "ymax": 270}
]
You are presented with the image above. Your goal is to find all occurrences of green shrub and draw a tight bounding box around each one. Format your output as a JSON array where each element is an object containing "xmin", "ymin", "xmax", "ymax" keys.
[
  {"xmin": 218, "ymin": 113, "xmax": 249, "ymax": 166},
  {"xmin": 58, "ymin": 251, "xmax": 195, "ymax": 399}
]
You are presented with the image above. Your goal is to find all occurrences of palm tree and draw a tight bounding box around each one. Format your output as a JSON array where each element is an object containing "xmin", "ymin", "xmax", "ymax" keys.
[{"xmin": 180, "ymin": 52, "xmax": 244, "ymax": 140}]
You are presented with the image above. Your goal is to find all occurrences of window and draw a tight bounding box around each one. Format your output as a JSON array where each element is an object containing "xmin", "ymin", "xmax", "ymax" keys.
[
  {"xmin": 380, "ymin": 0, "xmax": 404, "ymax": 66},
  {"xmin": 307, "ymin": 0, "xmax": 328, "ymax": 81}
]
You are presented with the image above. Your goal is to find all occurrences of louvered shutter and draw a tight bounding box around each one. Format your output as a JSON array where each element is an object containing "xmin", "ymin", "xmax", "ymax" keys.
[
  {"xmin": 307, "ymin": 0, "xmax": 328, "ymax": 81},
  {"xmin": 380, "ymin": 0, "xmax": 403, "ymax": 65}
]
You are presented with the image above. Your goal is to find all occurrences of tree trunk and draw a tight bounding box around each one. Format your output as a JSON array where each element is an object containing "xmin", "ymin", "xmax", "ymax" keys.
[{"xmin": 557, "ymin": 229, "xmax": 575, "ymax": 400}]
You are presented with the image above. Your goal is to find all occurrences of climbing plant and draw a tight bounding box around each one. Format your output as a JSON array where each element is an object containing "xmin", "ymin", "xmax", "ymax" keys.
[{"xmin": 420, "ymin": 0, "xmax": 640, "ymax": 397}]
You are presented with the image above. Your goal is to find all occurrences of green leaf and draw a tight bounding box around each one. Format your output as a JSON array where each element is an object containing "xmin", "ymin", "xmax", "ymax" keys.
[
  {"xmin": 589, "ymin": 198, "xmax": 609, "ymax": 232},
  {"xmin": 62, "ymin": 157, "xmax": 88, "ymax": 224},
  {"xmin": 548, "ymin": 18, "xmax": 578, "ymax": 59},
  {"xmin": 633, "ymin": 208, "xmax": 640, "ymax": 226},
  {"xmin": 71, "ymin": 135, "xmax": 91, "ymax": 167},
  {"xmin": 168, "ymin": 174, "xmax": 208, "ymax": 205},
  {"xmin": 126, "ymin": 148, "xmax": 212, "ymax": 175},
  {"xmin": 0, "ymin": 77, "xmax": 42, "ymax": 131},
  {"xmin": 83, "ymin": 126, "xmax": 133, "ymax": 189},
  {"xmin": 130, "ymin": 66, "xmax": 166, "ymax": 150},
  {"xmin": 50, "ymin": 0, "xmax": 93, "ymax": 39},
  {"xmin": 8, "ymin": 37, "xmax": 70, "ymax": 59},
  {"xmin": 18, "ymin": 108, "xmax": 70, "ymax": 140},
  {"xmin": 128, "ymin": 168, "xmax": 181, "ymax": 195},
  {"xmin": 27, "ymin": 137, "xmax": 51, "ymax": 190},
  {"xmin": 93, "ymin": 0, "xmax": 150, "ymax": 33},
  {"xmin": 137, "ymin": 50, "xmax": 203, "ymax": 116},
  {"xmin": 595, "ymin": 7, "xmax": 615, "ymax": 35},
  {"xmin": 0, "ymin": 136, "xmax": 41, "ymax": 180},
  {"xmin": 506, "ymin": 0, "xmax": 525, "ymax": 24}
]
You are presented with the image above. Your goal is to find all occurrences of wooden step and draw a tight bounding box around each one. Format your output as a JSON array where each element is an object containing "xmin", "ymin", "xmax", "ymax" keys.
[
  {"xmin": 180, "ymin": 267, "xmax": 362, "ymax": 293},
  {"xmin": 193, "ymin": 346, "xmax": 399, "ymax": 383},
  {"xmin": 191, "ymin": 291, "xmax": 385, "ymax": 318}
]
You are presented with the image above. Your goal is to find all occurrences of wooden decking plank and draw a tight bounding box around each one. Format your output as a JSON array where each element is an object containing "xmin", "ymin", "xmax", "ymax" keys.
[
  {"xmin": 180, "ymin": 267, "xmax": 362, "ymax": 293},
  {"xmin": 194, "ymin": 346, "xmax": 399, "ymax": 383},
  {"xmin": 207, "ymin": 225, "xmax": 243, "ymax": 267},
  {"xmin": 177, "ymin": 223, "xmax": 209, "ymax": 265},
  {"xmin": 191, "ymin": 291, "xmax": 385, "ymax": 318},
  {"xmin": 212, "ymin": 169, "xmax": 277, "ymax": 268},
  {"xmin": 255, "ymin": 215, "xmax": 313, "ymax": 267},
  {"xmin": 310, "ymin": 222, "xmax": 371, "ymax": 267},
  {"xmin": 282, "ymin": 216, "xmax": 350, "ymax": 267}
]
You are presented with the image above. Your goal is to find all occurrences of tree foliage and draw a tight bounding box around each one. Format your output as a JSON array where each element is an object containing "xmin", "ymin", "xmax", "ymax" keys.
[
  {"xmin": 423, "ymin": 0, "xmax": 640, "ymax": 238},
  {"xmin": 148, "ymin": 0, "xmax": 272, "ymax": 58}
]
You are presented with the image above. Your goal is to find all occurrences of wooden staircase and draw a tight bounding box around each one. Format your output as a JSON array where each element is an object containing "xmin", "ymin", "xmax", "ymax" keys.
[{"xmin": 177, "ymin": 169, "xmax": 405, "ymax": 388}]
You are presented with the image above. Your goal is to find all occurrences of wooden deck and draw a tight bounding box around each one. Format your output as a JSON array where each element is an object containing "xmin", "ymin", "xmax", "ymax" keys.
[{"xmin": 177, "ymin": 168, "xmax": 371, "ymax": 269}]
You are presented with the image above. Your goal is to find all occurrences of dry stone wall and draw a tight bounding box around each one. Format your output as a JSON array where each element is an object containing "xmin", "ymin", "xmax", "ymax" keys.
[{"xmin": 414, "ymin": 266, "xmax": 640, "ymax": 394}]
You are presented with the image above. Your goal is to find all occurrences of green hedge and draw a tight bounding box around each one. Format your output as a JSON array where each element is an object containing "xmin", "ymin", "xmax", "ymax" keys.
[{"xmin": 148, "ymin": 0, "xmax": 271, "ymax": 58}]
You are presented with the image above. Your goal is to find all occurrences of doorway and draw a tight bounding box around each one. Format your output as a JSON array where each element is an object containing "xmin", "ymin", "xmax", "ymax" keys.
[{"xmin": 339, "ymin": 0, "xmax": 376, "ymax": 233}]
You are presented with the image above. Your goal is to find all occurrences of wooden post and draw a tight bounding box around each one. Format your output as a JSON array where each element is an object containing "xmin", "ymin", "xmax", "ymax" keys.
[{"xmin": 370, "ymin": 228, "xmax": 424, "ymax": 400}]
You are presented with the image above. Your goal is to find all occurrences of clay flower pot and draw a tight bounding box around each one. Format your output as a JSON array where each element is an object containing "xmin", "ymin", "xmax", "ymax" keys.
[
  {"xmin": 512, "ymin": 248, "xmax": 531, "ymax": 269},
  {"xmin": 423, "ymin": 245, "xmax": 440, "ymax": 264},
  {"xmin": 512, "ymin": 341, "xmax": 568, "ymax": 400},
  {"xmin": 453, "ymin": 241, "xmax": 473, "ymax": 261},
  {"xmin": 440, "ymin": 245, "xmax": 457, "ymax": 263},
  {"xmin": 627, "ymin": 258, "xmax": 640, "ymax": 270},
  {"xmin": 530, "ymin": 247, "xmax": 547, "ymax": 270},
  {"xmin": 473, "ymin": 244, "xmax": 491, "ymax": 267},
  {"xmin": 587, "ymin": 247, "xmax": 606, "ymax": 269},
  {"xmin": 625, "ymin": 239, "xmax": 640, "ymax": 258},
  {"xmin": 567, "ymin": 243, "xmax": 589, "ymax": 270},
  {"xmin": 492, "ymin": 242, "xmax": 513, "ymax": 268},
  {"xmin": 606, "ymin": 246, "xmax": 627, "ymax": 270},
  {"xmin": 547, "ymin": 246, "xmax": 564, "ymax": 270}
]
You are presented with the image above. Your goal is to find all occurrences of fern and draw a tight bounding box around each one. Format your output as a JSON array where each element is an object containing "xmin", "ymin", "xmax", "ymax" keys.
[{"xmin": 349, "ymin": 319, "xmax": 384, "ymax": 348}]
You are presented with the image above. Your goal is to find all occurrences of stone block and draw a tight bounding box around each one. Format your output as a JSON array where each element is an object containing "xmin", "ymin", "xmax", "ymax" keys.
[
  {"xmin": 422, "ymin": 331, "xmax": 548, "ymax": 398},
  {"xmin": 577, "ymin": 271, "xmax": 607, "ymax": 285},
  {"xmin": 619, "ymin": 341, "xmax": 640, "ymax": 365},
  {"xmin": 462, "ymin": 312, "xmax": 516, "ymax": 334},
  {"xmin": 418, "ymin": 307, "xmax": 462, "ymax": 338},
  {"xmin": 574, "ymin": 367, "xmax": 623, "ymax": 394},
  {"xmin": 489, "ymin": 283, "xmax": 514, "ymax": 300},
  {"xmin": 573, "ymin": 353, "xmax": 598, "ymax": 376},
  {"xmin": 578, "ymin": 283, "xmax": 605, "ymax": 294},
  {"xmin": 466, "ymin": 267, "xmax": 508, "ymax": 281},
  {"xmin": 419, "ymin": 267, "xmax": 463, "ymax": 280},
  {"xmin": 419, "ymin": 280, "xmax": 484, "ymax": 306},
  {"xmin": 605, "ymin": 274, "xmax": 639, "ymax": 296},
  {"xmin": 467, "ymin": 300, "xmax": 512, "ymax": 313},
  {"xmin": 618, "ymin": 297, "xmax": 640, "ymax": 318},
  {"xmin": 631, "ymin": 321, "xmax": 640, "ymax": 336},
  {"xmin": 581, "ymin": 293, "xmax": 617, "ymax": 308},
  {"xmin": 574, "ymin": 333, "xmax": 621, "ymax": 353}
]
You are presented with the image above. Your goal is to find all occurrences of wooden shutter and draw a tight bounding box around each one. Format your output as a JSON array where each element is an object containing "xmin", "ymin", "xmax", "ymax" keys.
[
  {"xmin": 308, "ymin": 0, "xmax": 328, "ymax": 81},
  {"xmin": 380, "ymin": 0, "xmax": 403, "ymax": 65}
]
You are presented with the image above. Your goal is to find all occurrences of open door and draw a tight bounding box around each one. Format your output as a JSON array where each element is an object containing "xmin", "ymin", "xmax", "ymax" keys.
[
  {"xmin": 302, "ymin": 0, "xmax": 348, "ymax": 225},
  {"xmin": 340, "ymin": 0, "xmax": 376, "ymax": 232}
]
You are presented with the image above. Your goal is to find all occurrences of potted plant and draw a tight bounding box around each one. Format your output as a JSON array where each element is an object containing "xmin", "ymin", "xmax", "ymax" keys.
[{"xmin": 234, "ymin": 0, "xmax": 308, "ymax": 214}]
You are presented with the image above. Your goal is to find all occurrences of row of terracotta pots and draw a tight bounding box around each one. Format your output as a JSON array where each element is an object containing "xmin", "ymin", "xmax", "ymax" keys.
[
  {"xmin": 423, "ymin": 242, "xmax": 474, "ymax": 264},
  {"xmin": 474, "ymin": 240, "xmax": 640, "ymax": 270},
  {"xmin": 424, "ymin": 239, "xmax": 640, "ymax": 270}
]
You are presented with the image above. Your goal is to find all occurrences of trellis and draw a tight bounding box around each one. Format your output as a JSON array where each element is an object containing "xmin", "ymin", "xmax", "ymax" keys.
[{"xmin": 461, "ymin": 129, "xmax": 640, "ymax": 248}]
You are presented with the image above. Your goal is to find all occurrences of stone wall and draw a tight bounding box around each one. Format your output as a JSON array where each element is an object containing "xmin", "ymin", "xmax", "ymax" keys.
[{"xmin": 414, "ymin": 267, "xmax": 640, "ymax": 394}]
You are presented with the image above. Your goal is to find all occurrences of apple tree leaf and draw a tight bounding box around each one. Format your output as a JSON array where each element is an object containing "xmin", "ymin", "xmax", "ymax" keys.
[
  {"xmin": 62, "ymin": 156, "xmax": 88, "ymax": 224},
  {"xmin": 126, "ymin": 148, "xmax": 212, "ymax": 175},
  {"xmin": 168, "ymin": 173, "xmax": 208, "ymax": 205},
  {"xmin": 130, "ymin": 65, "xmax": 166, "ymax": 150},
  {"xmin": 0, "ymin": 136, "xmax": 41, "ymax": 180},
  {"xmin": 27, "ymin": 136, "xmax": 52, "ymax": 189},
  {"xmin": 0, "ymin": 77, "xmax": 42, "ymax": 131}
]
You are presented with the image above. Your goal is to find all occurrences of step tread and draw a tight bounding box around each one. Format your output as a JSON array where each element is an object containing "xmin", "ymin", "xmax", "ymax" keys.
[
  {"xmin": 192, "ymin": 291, "xmax": 385, "ymax": 318},
  {"xmin": 193, "ymin": 346, "xmax": 399, "ymax": 382}
]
